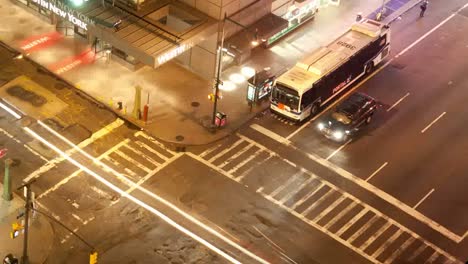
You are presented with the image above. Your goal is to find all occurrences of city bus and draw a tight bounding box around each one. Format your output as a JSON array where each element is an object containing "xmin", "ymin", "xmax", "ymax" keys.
[{"xmin": 270, "ymin": 19, "xmax": 390, "ymax": 122}]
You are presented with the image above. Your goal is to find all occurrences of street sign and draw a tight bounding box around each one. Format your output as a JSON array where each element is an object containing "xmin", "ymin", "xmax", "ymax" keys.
[{"xmin": 0, "ymin": 148, "xmax": 7, "ymax": 159}]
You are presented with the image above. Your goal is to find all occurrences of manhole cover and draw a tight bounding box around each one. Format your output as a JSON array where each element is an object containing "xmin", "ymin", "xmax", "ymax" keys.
[
  {"xmin": 175, "ymin": 135, "xmax": 184, "ymax": 141},
  {"xmin": 191, "ymin": 101, "xmax": 200, "ymax": 107}
]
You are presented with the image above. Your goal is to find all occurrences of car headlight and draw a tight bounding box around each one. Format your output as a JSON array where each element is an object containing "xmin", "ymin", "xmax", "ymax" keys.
[
  {"xmin": 333, "ymin": 131, "xmax": 343, "ymax": 140},
  {"xmin": 345, "ymin": 130, "xmax": 350, "ymax": 134},
  {"xmin": 317, "ymin": 123, "xmax": 325, "ymax": 131}
]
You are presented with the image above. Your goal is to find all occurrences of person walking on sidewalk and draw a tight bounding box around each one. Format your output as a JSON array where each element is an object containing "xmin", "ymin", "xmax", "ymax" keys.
[{"xmin": 420, "ymin": 0, "xmax": 429, "ymax": 17}]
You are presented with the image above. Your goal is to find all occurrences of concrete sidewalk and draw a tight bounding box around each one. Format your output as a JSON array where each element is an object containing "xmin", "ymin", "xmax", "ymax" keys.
[
  {"xmin": 0, "ymin": 0, "xmax": 419, "ymax": 146},
  {"xmin": 0, "ymin": 185, "xmax": 54, "ymax": 264}
]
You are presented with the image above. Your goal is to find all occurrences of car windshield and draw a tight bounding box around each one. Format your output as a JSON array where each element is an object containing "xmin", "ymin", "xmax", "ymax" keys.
[
  {"xmin": 331, "ymin": 112, "xmax": 351, "ymax": 125},
  {"xmin": 271, "ymin": 84, "xmax": 300, "ymax": 110}
]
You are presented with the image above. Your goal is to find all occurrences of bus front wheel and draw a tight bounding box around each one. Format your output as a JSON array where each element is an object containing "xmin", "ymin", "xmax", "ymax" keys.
[{"xmin": 365, "ymin": 62, "xmax": 374, "ymax": 75}]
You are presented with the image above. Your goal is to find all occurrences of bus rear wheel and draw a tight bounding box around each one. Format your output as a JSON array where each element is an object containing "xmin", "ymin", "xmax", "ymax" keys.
[{"xmin": 365, "ymin": 62, "xmax": 374, "ymax": 74}]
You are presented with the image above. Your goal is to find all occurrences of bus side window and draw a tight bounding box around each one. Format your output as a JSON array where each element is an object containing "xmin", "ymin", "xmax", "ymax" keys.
[{"xmin": 301, "ymin": 89, "xmax": 314, "ymax": 110}]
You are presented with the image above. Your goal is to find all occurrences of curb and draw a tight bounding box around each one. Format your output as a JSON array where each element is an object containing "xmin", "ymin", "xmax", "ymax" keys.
[{"xmin": 383, "ymin": 0, "xmax": 422, "ymax": 25}]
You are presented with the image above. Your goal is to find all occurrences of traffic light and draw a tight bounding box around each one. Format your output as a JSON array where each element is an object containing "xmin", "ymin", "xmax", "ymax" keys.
[
  {"xmin": 10, "ymin": 222, "xmax": 23, "ymax": 239},
  {"xmin": 208, "ymin": 93, "xmax": 215, "ymax": 102},
  {"xmin": 89, "ymin": 251, "xmax": 98, "ymax": 264}
]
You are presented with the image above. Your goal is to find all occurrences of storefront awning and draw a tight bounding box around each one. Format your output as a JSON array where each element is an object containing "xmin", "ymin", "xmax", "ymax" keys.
[{"xmin": 81, "ymin": 1, "xmax": 216, "ymax": 68}]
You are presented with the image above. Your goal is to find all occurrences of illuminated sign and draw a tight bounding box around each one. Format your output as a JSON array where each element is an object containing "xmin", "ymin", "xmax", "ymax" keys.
[
  {"xmin": 157, "ymin": 43, "xmax": 192, "ymax": 65},
  {"xmin": 31, "ymin": 0, "xmax": 93, "ymax": 30}
]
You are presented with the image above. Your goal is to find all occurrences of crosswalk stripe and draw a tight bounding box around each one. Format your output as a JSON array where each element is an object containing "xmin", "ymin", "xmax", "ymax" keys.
[
  {"xmin": 372, "ymin": 229, "xmax": 404, "ymax": 259},
  {"xmin": 104, "ymin": 156, "xmax": 138, "ymax": 178},
  {"xmin": 336, "ymin": 209, "xmax": 369, "ymax": 237},
  {"xmin": 313, "ymin": 194, "xmax": 348, "ymax": 223},
  {"xmin": 135, "ymin": 141, "xmax": 170, "ymax": 161},
  {"xmin": 219, "ymin": 144, "xmax": 254, "ymax": 169},
  {"xmin": 324, "ymin": 201, "xmax": 357, "ymax": 229},
  {"xmin": 291, "ymin": 182, "xmax": 325, "ymax": 210},
  {"xmin": 302, "ymin": 188, "xmax": 335, "ymax": 216},
  {"xmin": 426, "ymin": 251, "xmax": 440, "ymax": 264},
  {"xmin": 384, "ymin": 236, "xmax": 415, "ymax": 264},
  {"xmin": 360, "ymin": 221, "xmax": 392, "ymax": 251},
  {"xmin": 124, "ymin": 144, "xmax": 161, "ymax": 167},
  {"xmin": 269, "ymin": 170, "xmax": 304, "ymax": 198},
  {"xmin": 200, "ymin": 143, "xmax": 222, "ymax": 158},
  {"xmin": 279, "ymin": 177, "xmax": 314, "ymax": 204},
  {"xmin": 134, "ymin": 131, "xmax": 176, "ymax": 155},
  {"xmin": 408, "ymin": 243, "xmax": 427, "ymax": 262},
  {"xmin": 208, "ymin": 139, "xmax": 245, "ymax": 163},
  {"xmin": 348, "ymin": 215, "xmax": 380, "ymax": 244},
  {"xmin": 235, "ymin": 154, "xmax": 272, "ymax": 180},
  {"xmin": 114, "ymin": 149, "xmax": 152, "ymax": 173}
]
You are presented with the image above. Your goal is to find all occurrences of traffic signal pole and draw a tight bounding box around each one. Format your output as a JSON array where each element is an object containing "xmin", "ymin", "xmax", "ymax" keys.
[
  {"xmin": 18, "ymin": 181, "xmax": 33, "ymax": 264},
  {"xmin": 211, "ymin": 13, "xmax": 226, "ymax": 129},
  {"xmin": 3, "ymin": 159, "xmax": 13, "ymax": 201}
]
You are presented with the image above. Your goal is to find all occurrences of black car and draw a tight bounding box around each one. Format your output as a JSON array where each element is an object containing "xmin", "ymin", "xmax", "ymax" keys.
[{"xmin": 317, "ymin": 92, "xmax": 378, "ymax": 142}]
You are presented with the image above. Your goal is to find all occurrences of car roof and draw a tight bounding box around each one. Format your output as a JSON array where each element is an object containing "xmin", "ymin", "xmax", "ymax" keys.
[{"xmin": 336, "ymin": 92, "xmax": 373, "ymax": 118}]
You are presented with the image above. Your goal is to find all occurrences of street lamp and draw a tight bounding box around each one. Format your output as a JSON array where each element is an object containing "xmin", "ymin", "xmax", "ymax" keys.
[{"xmin": 211, "ymin": 13, "xmax": 262, "ymax": 129}]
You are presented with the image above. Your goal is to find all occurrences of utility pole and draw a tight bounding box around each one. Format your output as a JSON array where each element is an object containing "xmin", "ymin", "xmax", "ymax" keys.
[
  {"xmin": 211, "ymin": 13, "xmax": 226, "ymax": 130},
  {"xmin": 17, "ymin": 179, "xmax": 35, "ymax": 264}
]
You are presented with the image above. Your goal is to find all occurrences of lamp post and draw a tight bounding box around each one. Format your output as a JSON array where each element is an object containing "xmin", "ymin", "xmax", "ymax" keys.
[{"xmin": 211, "ymin": 14, "xmax": 260, "ymax": 129}]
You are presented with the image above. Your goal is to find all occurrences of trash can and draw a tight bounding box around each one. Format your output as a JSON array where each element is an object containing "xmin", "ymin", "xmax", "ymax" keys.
[{"xmin": 215, "ymin": 112, "xmax": 227, "ymax": 128}]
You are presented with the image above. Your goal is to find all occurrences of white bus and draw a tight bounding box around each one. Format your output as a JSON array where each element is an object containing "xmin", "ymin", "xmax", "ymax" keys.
[{"xmin": 270, "ymin": 19, "xmax": 390, "ymax": 122}]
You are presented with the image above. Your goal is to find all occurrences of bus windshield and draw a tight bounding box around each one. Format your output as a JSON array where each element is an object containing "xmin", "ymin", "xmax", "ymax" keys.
[{"xmin": 271, "ymin": 84, "xmax": 300, "ymax": 110}]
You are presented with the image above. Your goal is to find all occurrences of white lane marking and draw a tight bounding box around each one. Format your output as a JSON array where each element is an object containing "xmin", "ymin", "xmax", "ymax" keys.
[
  {"xmin": 0, "ymin": 101, "xmax": 22, "ymax": 119},
  {"xmin": 269, "ymin": 170, "xmax": 304, "ymax": 198},
  {"xmin": 90, "ymin": 185, "xmax": 115, "ymax": 200},
  {"xmin": 366, "ymin": 162, "xmax": 388, "ymax": 182},
  {"xmin": 257, "ymin": 186, "xmax": 264, "ymax": 193},
  {"xmin": 71, "ymin": 213, "xmax": 85, "ymax": 224},
  {"xmin": 240, "ymin": 131, "xmax": 463, "ymax": 242},
  {"xmin": 384, "ymin": 236, "xmax": 415, "ymax": 264},
  {"xmin": 335, "ymin": 209, "xmax": 369, "ymax": 237},
  {"xmin": 387, "ymin": 93, "xmax": 410, "ymax": 112},
  {"xmin": 218, "ymin": 144, "xmax": 254, "ymax": 169},
  {"xmin": 324, "ymin": 202, "xmax": 356, "ymax": 229},
  {"xmin": 25, "ymin": 119, "xmax": 125, "ymax": 182},
  {"xmin": 134, "ymin": 131, "xmax": 176, "ymax": 155},
  {"xmin": 407, "ymin": 242, "xmax": 427, "ymax": 262},
  {"xmin": 291, "ymin": 182, "xmax": 325, "ymax": 210},
  {"xmin": 279, "ymin": 177, "xmax": 314, "ymax": 204},
  {"xmin": 313, "ymin": 194, "xmax": 348, "ymax": 223},
  {"xmin": 200, "ymin": 143, "xmax": 222, "ymax": 158},
  {"xmin": 326, "ymin": 139, "xmax": 352, "ymax": 161},
  {"xmin": 348, "ymin": 215, "xmax": 380, "ymax": 243},
  {"xmin": 421, "ymin": 112, "xmax": 446, "ymax": 133},
  {"xmin": 135, "ymin": 141, "xmax": 169, "ymax": 161},
  {"xmin": 301, "ymin": 188, "xmax": 335, "ymax": 216},
  {"xmin": 124, "ymin": 143, "xmax": 161, "ymax": 167},
  {"xmin": 114, "ymin": 149, "xmax": 152, "ymax": 173},
  {"xmin": 250, "ymin": 124, "xmax": 291, "ymax": 144},
  {"xmin": 228, "ymin": 150, "xmax": 263, "ymax": 175},
  {"xmin": 360, "ymin": 221, "xmax": 392, "ymax": 250},
  {"xmin": 208, "ymin": 139, "xmax": 245, "ymax": 163},
  {"xmin": 25, "ymin": 128, "xmax": 266, "ymax": 264},
  {"xmin": 413, "ymin": 188, "xmax": 435, "ymax": 209},
  {"xmin": 426, "ymin": 251, "xmax": 440, "ymax": 264},
  {"xmin": 372, "ymin": 229, "xmax": 403, "ymax": 259}
]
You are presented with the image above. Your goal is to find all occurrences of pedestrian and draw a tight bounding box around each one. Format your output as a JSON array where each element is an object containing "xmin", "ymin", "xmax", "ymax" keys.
[{"xmin": 420, "ymin": 0, "xmax": 428, "ymax": 17}]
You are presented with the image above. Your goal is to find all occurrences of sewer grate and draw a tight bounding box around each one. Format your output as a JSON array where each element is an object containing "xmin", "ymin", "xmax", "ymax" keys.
[
  {"xmin": 391, "ymin": 62, "xmax": 406, "ymax": 70},
  {"xmin": 191, "ymin": 101, "xmax": 200, "ymax": 107},
  {"xmin": 175, "ymin": 135, "xmax": 184, "ymax": 141}
]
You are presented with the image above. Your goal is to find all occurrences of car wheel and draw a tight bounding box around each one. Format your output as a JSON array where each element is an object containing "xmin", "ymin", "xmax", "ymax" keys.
[{"xmin": 365, "ymin": 115, "xmax": 372, "ymax": 124}]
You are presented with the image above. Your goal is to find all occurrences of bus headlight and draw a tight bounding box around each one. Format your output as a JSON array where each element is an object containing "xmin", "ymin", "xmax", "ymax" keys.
[
  {"xmin": 333, "ymin": 131, "xmax": 344, "ymax": 140},
  {"xmin": 317, "ymin": 123, "xmax": 325, "ymax": 131}
]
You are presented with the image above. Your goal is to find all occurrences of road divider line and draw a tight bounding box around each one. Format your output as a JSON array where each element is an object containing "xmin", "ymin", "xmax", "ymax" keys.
[
  {"xmin": 250, "ymin": 124, "xmax": 291, "ymax": 144},
  {"xmin": 0, "ymin": 101, "xmax": 22, "ymax": 119},
  {"xmin": 366, "ymin": 162, "xmax": 388, "ymax": 182},
  {"xmin": 326, "ymin": 139, "xmax": 352, "ymax": 161},
  {"xmin": 387, "ymin": 93, "xmax": 410, "ymax": 112},
  {"xmin": 421, "ymin": 112, "xmax": 446, "ymax": 133},
  {"xmin": 413, "ymin": 188, "xmax": 435, "ymax": 209}
]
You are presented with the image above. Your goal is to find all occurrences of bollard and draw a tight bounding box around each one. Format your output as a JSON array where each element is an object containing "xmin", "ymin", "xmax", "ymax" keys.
[{"xmin": 143, "ymin": 105, "xmax": 149, "ymax": 122}]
